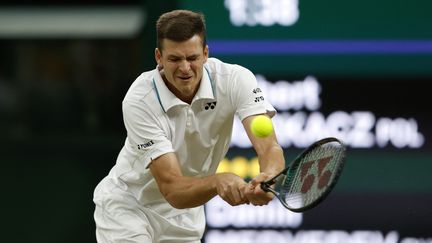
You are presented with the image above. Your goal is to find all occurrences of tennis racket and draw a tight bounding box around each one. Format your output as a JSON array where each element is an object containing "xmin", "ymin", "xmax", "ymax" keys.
[{"xmin": 261, "ymin": 137, "xmax": 346, "ymax": 212}]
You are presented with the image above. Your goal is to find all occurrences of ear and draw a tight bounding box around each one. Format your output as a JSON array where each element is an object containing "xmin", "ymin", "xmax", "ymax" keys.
[
  {"xmin": 155, "ymin": 48, "xmax": 162, "ymax": 67},
  {"xmin": 203, "ymin": 45, "xmax": 209, "ymax": 63}
]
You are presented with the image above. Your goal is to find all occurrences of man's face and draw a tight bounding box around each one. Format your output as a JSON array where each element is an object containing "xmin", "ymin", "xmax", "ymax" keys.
[{"xmin": 155, "ymin": 35, "xmax": 208, "ymax": 102}]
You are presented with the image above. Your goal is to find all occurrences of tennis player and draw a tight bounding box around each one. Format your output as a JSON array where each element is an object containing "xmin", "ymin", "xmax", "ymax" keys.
[{"xmin": 93, "ymin": 9, "xmax": 285, "ymax": 242}]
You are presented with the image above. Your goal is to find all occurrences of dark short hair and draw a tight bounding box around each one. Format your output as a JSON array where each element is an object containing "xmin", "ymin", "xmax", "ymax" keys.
[{"xmin": 156, "ymin": 10, "xmax": 207, "ymax": 52}]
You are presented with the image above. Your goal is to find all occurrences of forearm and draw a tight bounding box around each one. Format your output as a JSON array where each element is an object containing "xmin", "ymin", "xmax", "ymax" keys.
[
  {"xmin": 242, "ymin": 115, "xmax": 285, "ymax": 177},
  {"xmin": 150, "ymin": 153, "xmax": 248, "ymax": 209},
  {"xmin": 258, "ymin": 143, "xmax": 285, "ymax": 176},
  {"xmin": 160, "ymin": 174, "xmax": 218, "ymax": 209}
]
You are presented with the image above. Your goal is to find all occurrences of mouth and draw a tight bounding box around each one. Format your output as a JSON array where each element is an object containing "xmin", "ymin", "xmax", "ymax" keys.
[{"xmin": 178, "ymin": 76, "xmax": 192, "ymax": 81}]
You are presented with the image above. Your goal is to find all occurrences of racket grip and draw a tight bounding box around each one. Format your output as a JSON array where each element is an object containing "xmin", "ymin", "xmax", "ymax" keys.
[{"xmin": 260, "ymin": 182, "xmax": 271, "ymax": 192}]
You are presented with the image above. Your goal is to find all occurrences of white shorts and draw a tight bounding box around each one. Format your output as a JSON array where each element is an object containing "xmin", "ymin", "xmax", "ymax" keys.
[{"xmin": 93, "ymin": 178, "xmax": 204, "ymax": 243}]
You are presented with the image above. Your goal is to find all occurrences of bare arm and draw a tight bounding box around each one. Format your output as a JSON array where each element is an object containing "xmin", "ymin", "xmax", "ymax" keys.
[
  {"xmin": 242, "ymin": 114, "xmax": 285, "ymax": 205},
  {"xmin": 149, "ymin": 152, "xmax": 249, "ymax": 209}
]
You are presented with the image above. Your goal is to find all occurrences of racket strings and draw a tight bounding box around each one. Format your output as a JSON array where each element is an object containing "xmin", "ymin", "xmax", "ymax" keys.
[{"xmin": 281, "ymin": 142, "xmax": 345, "ymax": 208}]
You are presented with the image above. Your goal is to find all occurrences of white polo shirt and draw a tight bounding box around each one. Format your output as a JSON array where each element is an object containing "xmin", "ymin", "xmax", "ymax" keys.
[{"xmin": 94, "ymin": 57, "xmax": 275, "ymax": 236}]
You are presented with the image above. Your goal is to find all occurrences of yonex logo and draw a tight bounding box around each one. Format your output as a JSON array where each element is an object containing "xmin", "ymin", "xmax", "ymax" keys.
[
  {"xmin": 254, "ymin": 96, "xmax": 264, "ymax": 102},
  {"xmin": 204, "ymin": 101, "xmax": 217, "ymax": 110},
  {"xmin": 137, "ymin": 140, "xmax": 154, "ymax": 150},
  {"xmin": 300, "ymin": 156, "xmax": 333, "ymax": 194},
  {"xmin": 252, "ymin": 88, "xmax": 262, "ymax": 94},
  {"xmin": 253, "ymin": 87, "xmax": 264, "ymax": 102}
]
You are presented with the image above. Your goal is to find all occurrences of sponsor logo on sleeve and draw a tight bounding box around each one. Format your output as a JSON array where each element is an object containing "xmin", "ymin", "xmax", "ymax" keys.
[
  {"xmin": 137, "ymin": 140, "xmax": 154, "ymax": 150},
  {"xmin": 253, "ymin": 88, "xmax": 264, "ymax": 102}
]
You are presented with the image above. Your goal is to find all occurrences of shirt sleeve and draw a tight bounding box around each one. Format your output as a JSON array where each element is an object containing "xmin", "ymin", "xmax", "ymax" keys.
[
  {"xmin": 122, "ymin": 100, "xmax": 174, "ymax": 169},
  {"xmin": 230, "ymin": 65, "xmax": 276, "ymax": 121}
]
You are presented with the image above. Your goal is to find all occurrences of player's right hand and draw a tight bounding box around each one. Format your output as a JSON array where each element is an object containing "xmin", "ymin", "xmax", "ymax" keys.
[
  {"xmin": 215, "ymin": 173, "xmax": 250, "ymax": 206},
  {"xmin": 244, "ymin": 172, "xmax": 274, "ymax": 206}
]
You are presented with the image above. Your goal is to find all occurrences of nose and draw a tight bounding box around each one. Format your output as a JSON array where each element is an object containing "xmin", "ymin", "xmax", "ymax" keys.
[{"xmin": 179, "ymin": 60, "xmax": 191, "ymax": 73}]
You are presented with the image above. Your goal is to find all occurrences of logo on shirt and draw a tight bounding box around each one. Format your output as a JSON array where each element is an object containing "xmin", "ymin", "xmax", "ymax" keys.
[
  {"xmin": 253, "ymin": 88, "xmax": 264, "ymax": 103},
  {"xmin": 253, "ymin": 88, "xmax": 262, "ymax": 94},
  {"xmin": 137, "ymin": 140, "xmax": 154, "ymax": 150},
  {"xmin": 204, "ymin": 101, "xmax": 217, "ymax": 110}
]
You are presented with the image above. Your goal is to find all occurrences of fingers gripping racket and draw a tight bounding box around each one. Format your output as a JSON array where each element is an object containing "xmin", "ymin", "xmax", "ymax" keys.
[{"xmin": 261, "ymin": 137, "xmax": 347, "ymax": 212}]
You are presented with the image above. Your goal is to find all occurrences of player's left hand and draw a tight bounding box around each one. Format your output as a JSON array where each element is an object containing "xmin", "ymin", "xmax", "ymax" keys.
[{"xmin": 244, "ymin": 172, "xmax": 274, "ymax": 206}]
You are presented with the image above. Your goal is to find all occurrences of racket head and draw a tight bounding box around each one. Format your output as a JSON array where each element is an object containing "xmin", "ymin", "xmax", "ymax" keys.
[{"xmin": 262, "ymin": 137, "xmax": 347, "ymax": 212}]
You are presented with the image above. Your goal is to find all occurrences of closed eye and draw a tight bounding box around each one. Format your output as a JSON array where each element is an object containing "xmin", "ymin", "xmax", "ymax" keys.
[
  {"xmin": 168, "ymin": 57, "xmax": 181, "ymax": 62},
  {"xmin": 187, "ymin": 55, "xmax": 199, "ymax": 61}
]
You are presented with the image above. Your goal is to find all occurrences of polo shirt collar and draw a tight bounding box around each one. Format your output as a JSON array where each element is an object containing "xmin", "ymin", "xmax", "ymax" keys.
[
  {"xmin": 193, "ymin": 66, "xmax": 216, "ymax": 102},
  {"xmin": 152, "ymin": 65, "xmax": 216, "ymax": 113}
]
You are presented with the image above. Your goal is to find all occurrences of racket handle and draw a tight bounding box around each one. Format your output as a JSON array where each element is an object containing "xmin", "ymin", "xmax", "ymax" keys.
[{"xmin": 260, "ymin": 182, "xmax": 271, "ymax": 192}]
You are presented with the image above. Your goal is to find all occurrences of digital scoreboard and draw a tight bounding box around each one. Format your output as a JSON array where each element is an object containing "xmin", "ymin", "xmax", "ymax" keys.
[{"xmin": 180, "ymin": 0, "xmax": 432, "ymax": 76}]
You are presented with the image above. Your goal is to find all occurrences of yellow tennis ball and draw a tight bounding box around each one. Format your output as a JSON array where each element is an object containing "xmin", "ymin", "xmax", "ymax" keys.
[{"xmin": 250, "ymin": 115, "xmax": 273, "ymax": 138}]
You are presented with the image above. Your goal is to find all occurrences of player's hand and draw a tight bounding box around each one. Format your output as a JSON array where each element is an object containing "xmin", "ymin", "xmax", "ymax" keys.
[
  {"xmin": 215, "ymin": 173, "xmax": 250, "ymax": 206},
  {"xmin": 244, "ymin": 172, "xmax": 274, "ymax": 206}
]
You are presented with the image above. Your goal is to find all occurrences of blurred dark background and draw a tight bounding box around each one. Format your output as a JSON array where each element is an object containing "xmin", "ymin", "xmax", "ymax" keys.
[
  {"xmin": 1, "ymin": 1, "xmax": 431, "ymax": 242},
  {"xmin": 0, "ymin": 1, "xmax": 176, "ymax": 242}
]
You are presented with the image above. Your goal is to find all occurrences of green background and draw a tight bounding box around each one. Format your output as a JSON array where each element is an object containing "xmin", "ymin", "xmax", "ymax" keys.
[
  {"xmin": 181, "ymin": 0, "xmax": 432, "ymax": 39},
  {"xmin": 180, "ymin": 0, "xmax": 432, "ymax": 77}
]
